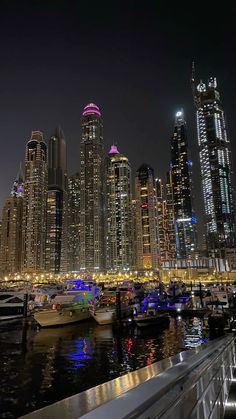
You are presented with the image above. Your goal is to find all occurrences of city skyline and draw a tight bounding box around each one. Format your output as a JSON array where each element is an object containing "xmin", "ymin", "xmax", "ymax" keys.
[
  {"xmin": 0, "ymin": 92, "xmax": 234, "ymax": 261},
  {"xmin": 0, "ymin": 2, "xmax": 235, "ymax": 224},
  {"xmin": 1, "ymin": 4, "xmax": 235, "ymax": 418}
]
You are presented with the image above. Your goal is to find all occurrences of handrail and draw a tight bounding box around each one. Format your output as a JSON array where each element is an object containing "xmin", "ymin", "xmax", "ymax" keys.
[{"xmin": 123, "ymin": 335, "xmax": 234, "ymax": 419}]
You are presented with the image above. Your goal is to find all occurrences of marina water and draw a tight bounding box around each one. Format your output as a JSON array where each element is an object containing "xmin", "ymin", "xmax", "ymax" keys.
[{"xmin": 0, "ymin": 317, "xmax": 209, "ymax": 418}]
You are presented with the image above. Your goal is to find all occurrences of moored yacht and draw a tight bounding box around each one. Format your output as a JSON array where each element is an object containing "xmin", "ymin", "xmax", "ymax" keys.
[
  {"xmin": 34, "ymin": 283, "xmax": 99, "ymax": 327},
  {"xmin": 90, "ymin": 290, "xmax": 133, "ymax": 325},
  {"xmin": 0, "ymin": 291, "xmax": 26, "ymax": 320},
  {"xmin": 33, "ymin": 292, "xmax": 94, "ymax": 327},
  {"xmin": 134, "ymin": 308, "xmax": 170, "ymax": 328}
]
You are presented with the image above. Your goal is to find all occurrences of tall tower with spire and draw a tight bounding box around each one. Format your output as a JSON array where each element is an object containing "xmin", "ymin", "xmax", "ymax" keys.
[
  {"xmin": 45, "ymin": 127, "xmax": 67, "ymax": 273},
  {"xmin": 106, "ymin": 144, "xmax": 132, "ymax": 271},
  {"xmin": 170, "ymin": 110, "xmax": 196, "ymax": 258},
  {"xmin": 193, "ymin": 74, "xmax": 235, "ymax": 256},
  {"xmin": 0, "ymin": 167, "xmax": 24, "ymax": 274},
  {"xmin": 79, "ymin": 103, "xmax": 105, "ymax": 271},
  {"xmin": 22, "ymin": 131, "xmax": 47, "ymax": 272}
]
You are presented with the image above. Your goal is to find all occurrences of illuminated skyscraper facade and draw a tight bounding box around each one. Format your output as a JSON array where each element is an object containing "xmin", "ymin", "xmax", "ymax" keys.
[
  {"xmin": 0, "ymin": 170, "xmax": 24, "ymax": 274},
  {"xmin": 45, "ymin": 127, "xmax": 67, "ymax": 273},
  {"xmin": 171, "ymin": 110, "xmax": 196, "ymax": 258},
  {"xmin": 135, "ymin": 164, "xmax": 159, "ymax": 270},
  {"xmin": 22, "ymin": 131, "xmax": 47, "ymax": 272},
  {"xmin": 193, "ymin": 76, "xmax": 235, "ymax": 256},
  {"xmin": 156, "ymin": 178, "xmax": 168, "ymax": 262},
  {"xmin": 107, "ymin": 145, "xmax": 132, "ymax": 271},
  {"xmin": 165, "ymin": 170, "xmax": 176, "ymax": 260},
  {"xmin": 80, "ymin": 103, "xmax": 105, "ymax": 271},
  {"xmin": 67, "ymin": 173, "xmax": 80, "ymax": 271}
]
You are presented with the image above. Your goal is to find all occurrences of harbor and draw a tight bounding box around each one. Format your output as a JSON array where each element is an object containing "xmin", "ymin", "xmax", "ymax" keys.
[
  {"xmin": 0, "ymin": 315, "xmax": 209, "ymax": 418},
  {"xmin": 1, "ymin": 277, "xmax": 236, "ymax": 418}
]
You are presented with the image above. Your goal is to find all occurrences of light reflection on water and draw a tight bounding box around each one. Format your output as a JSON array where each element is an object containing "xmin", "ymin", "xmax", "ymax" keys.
[{"xmin": 0, "ymin": 317, "xmax": 208, "ymax": 418}]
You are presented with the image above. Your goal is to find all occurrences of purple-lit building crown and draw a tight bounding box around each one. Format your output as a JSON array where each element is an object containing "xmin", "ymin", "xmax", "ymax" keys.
[
  {"xmin": 108, "ymin": 144, "xmax": 119, "ymax": 155},
  {"xmin": 82, "ymin": 103, "xmax": 101, "ymax": 117}
]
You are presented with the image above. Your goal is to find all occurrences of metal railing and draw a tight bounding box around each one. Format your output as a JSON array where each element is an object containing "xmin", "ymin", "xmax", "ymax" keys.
[{"xmin": 21, "ymin": 335, "xmax": 235, "ymax": 419}]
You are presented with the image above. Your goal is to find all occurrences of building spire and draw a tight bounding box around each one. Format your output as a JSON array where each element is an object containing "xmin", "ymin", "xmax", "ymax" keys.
[
  {"xmin": 11, "ymin": 163, "xmax": 24, "ymax": 197},
  {"xmin": 52, "ymin": 125, "xmax": 65, "ymax": 140},
  {"xmin": 191, "ymin": 61, "xmax": 198, "ymax": 107},
  {"xmin": 17, "ymin": 161, "xmax": 24, "ymax": 184}
]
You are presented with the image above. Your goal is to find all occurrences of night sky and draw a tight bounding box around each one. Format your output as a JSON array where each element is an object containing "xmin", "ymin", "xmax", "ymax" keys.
[{"xmin": 0, "ymin": 1, "xmax": 235, "ymax": 240}]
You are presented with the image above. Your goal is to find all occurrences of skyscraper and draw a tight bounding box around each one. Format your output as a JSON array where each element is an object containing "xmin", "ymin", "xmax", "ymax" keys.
[
  {"xmin": 165, "ymin": 170, "xmax": 176, "ymax": 260},
  {"xmin": 67, "ymin": 172, "xmax": 80, "ymax": 272},
  {"xmin": 193, "ymin": 75, "xmax": 235, "ymax": 256},
  {"xmin": 170, "ymin": 110, "xmax": 196, "ymax": 258},
  {"xmin": 106, "ymin": 145, "xmax": 132, "ymax": 271},
  {"xmin": 156, "ymin": 178, "xmax": 168, "ymax": 262},
  {"xmin": 22, "ymin": 131, "xmax": 47, "ymax": 272},
  {"xmin": 45, "ymin": 127, "xmax": 67, "ymax": 273},
  {"xmin": 80, "ymin": 103, "xmax": 105, "ymax": 271},
  {"xmin": 0, "ymin": 168, "xmax": 24, "ymax": 274},
  {"xmin": 135, "ymin": 164, "xmax": 159, "ymax": 270}
]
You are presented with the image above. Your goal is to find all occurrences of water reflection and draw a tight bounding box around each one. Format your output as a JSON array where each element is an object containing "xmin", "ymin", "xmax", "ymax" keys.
[{"xmin": 0, "ymin": 317, "xmax": 209, "ymax": 418}]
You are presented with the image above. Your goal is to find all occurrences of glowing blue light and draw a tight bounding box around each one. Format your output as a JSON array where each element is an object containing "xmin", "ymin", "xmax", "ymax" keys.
[
  {"xmin": 191, "ymin": 216, "xmax": 198, "ymax": 223},
  {"xmin": 66, "ymin": 338, "xmax": 93, "ymax": 368},
  {"xmin": 187, "ymin": 160, "xmax": 193, "ymax": 167}
]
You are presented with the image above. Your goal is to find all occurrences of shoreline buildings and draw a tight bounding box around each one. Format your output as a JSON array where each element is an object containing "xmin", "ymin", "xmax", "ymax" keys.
[
  {"xmin": 170, "ymin": 110, "xmax": 196, "ymax": 258},
  {"xmin": 192, "ymin": 74, "xmax": 235, "ymax": 257},
  {"xmin": 135, "ymin": 164, "xmax": 159, "ymax": 270},
  {"xmin": 45, "ymin": 127, "xmax": 67, "ymax": 273},
  {"xmin": 79, "ymin": 104, "xmax": 105, "ymax": 272},
  {"xmin": 22, "ymin": 131, "xmax": 47, "ymax": 272},
  {"xmin": 0, "ymin": 74, "xmax": 236, "ymax": 276},
  {"xmin": 0, "ymin": 169, "xmax": 24, "ymax": 274},
  {"xmin": 67, "ymin": 173, "xmax": 80, "ymax": 272},
  {"xmin": 106, "ymin": 145, "xmax": 132, "ymax": 271}
]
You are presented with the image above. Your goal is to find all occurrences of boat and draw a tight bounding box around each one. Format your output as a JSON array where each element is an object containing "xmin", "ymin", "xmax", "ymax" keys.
[
  {"xmin": 0, "ymin": 291, "xmax": 26, "ymax": 320},
  {"xmin": 167, "ymin": 279, "xmax": 186, "ymax": 297},
  {"xmin": 90, "ymin": 289, "xmax": 133, "ymax": 325},
  {"xmin": 133, "ymin": 308, "xmax": 170, "ymax": 328},
  {"xmin": 33, "ymin": 293, "xmax": 93, "ymax": 327}
]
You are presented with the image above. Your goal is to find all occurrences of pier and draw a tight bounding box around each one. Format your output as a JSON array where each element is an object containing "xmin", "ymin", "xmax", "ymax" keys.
[{"xmin": 21, "ymin": 334, "xmax": 235, "ymax": 419}]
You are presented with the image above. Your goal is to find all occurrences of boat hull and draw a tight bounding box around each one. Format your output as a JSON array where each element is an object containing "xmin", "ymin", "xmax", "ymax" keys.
[
  {"xmin": 34, "ymin": 307, "xmax": 91, "ymax": 327},
  {"xmin": 0, "ymin": 304, "xmax": 24, "ymax": 321},
  {"xmin": 91, "ymin": 309, "xmax": 115, "ymax": 325},
  {"xmin": 134, "ymin": 314, "xmax": 170, "ymax": 328},
  {"xmin": 91, "ymin": 306, "xmax": 133, "ymax": 325}
]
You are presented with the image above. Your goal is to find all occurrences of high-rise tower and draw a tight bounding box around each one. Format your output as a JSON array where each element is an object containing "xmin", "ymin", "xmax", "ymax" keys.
[
  {"xmin": 193, "ymin": 75, "xmax": 235, "ymax": 256},
  {"xmin": 0, "ymin": 168, "xmax": 24, "ymax": 274},
  {"xmin": 22, "ymin": 131, "xmax": 47, "ymax": 272},
  {"xmin": 80, "ymin": 103, "xmax": 105, "ymax": 271},
  {"xmin": 156, "ymin": 178, "xmax": 168, "ymax": 262},
  {"xmin": 165, "ymin": 170, "xmax": 176, "ymax": 260},
  {"xmin": 135, "ymin": 164, "xmax": 159, "ymax": 270},
  {"xmin": 107, "ymin": 145, "xmax": 132, "ymax": 271},
  {"xmin": 67, "ymin": 172, "xmax": 80, "ymax": 272},
  {"xmin": 171, "ymin": 110, "xmax": 196, "ymax": 258},
  {"xmin": 45, "ymin": 127, "xmax": 67, "ymax": 273}
]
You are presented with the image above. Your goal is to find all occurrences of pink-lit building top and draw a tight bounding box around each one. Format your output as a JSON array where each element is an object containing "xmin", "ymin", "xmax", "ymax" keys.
[{"xmin": 82, "ymin": 103, "xmax": 101, "ymax": 117}]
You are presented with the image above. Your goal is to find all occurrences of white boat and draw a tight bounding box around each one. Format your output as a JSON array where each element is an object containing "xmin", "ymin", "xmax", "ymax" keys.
[
  {"xmin": 90, "ymin": 290, "xmax": 133, "ymax": 325},
  {"xmin": 33, "ymin": 293, "xmax": 92, "ymax": 327},
  {"xmin": 0, "ymin": 291, "xmax": 26, "ymax": 320}
]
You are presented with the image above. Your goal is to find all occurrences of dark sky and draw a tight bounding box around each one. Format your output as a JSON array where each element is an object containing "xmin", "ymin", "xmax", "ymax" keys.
[{"xmin": 0, "ymin": 1, "xmax": 235, "ymax": 238}]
